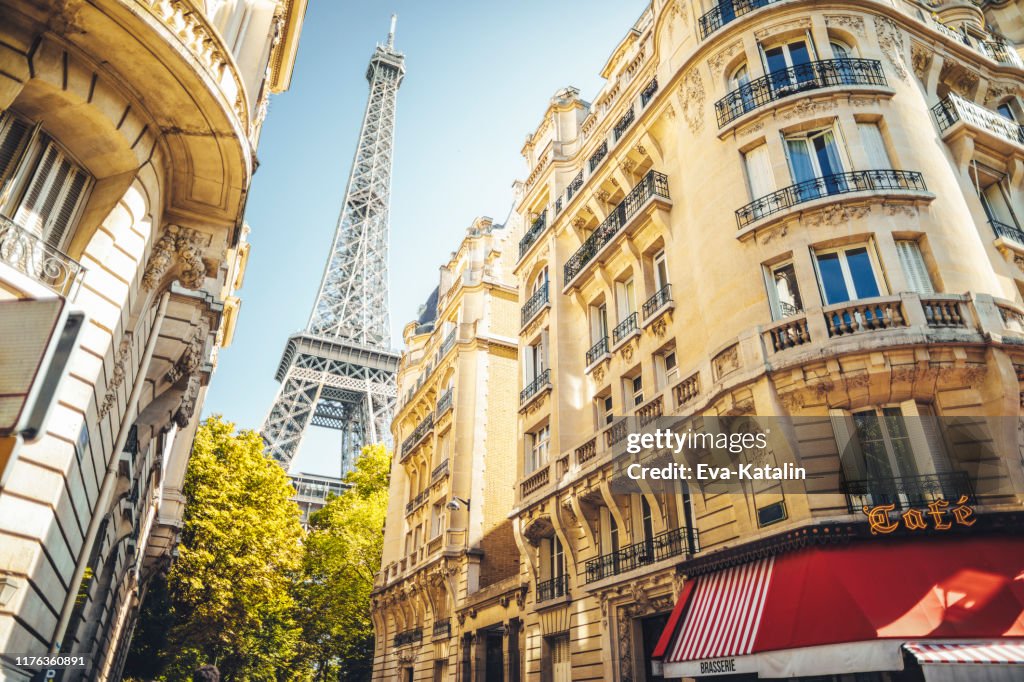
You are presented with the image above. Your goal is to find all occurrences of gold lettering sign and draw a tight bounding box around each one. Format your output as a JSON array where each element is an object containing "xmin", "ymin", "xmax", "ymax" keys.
[{"xmin": 863, "ymin": 496, "xmax": 975, "ymax": 535}]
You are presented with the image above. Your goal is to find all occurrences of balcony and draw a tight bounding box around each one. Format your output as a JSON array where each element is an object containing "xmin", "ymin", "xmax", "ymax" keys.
[
  {"xmin": 586, "ymin": 336, "xmax": 610, "ymax": 367},
  {"xmin": 438, "ymin": 328, "xmax": 457, "ymax": 360},
  {"xmin": 405, "ymin": 489, "xmax": 429, "ymax": 516},
  {"xmin": 604, "ymin": 419, "xmax": 629, "ymax": 448},
  {"xmin": 521, "ymin": 464, "xmax": 550, "ymax": 498},
  {"xmin": 763, "ymin": 314, "xmax": 812, "ymax": 353},
  {"xmin": 641, "ymin": 77, "xmax": 659, "ymax": 107},
  {"xmin": 518, "ymin": 210, "xmax": 548, "ymax": 260},
  {"xmin": 431, "ymin": 458, "xmax": 449, "ymax": 482},
  {"xmin": 576, "ymin": 437, "xmax": 597, "ymax": 466},
  {"xmin": 564, "ymin": 170, "xmax": 671, "ymax": 285},
  {"xmin": 585, "ymin": 527, "xmax": 696, "ymax": 584},
  {"xmin": 990, "ymin": 218, "xmax": 1024, "ymax": 246},
  {"xmin": 699, "ymin": 0, "xmax": 784, "ymax": 40},
  {"xmin": 823, "ymin": 296, "xmax": 907, "ymax": 338},
  {"xmin": 536, "ymin": 574, "xmax": 568, "ymax": 603},
  {"xmin": 400, "ymin": 413, "xmax": 434, "ymax": 462},
  {"xmin": 715, "ymin": 59, "xmax": 886, "ymax": 128},
  {"xmin": 843, "ymin": 471, "xmax": 974, "ymax": 513},
  {"xmin": 0, "ymin": 216, "xmax": 86, "ymax": 298},
  {"xmin": 433, "ymin": 618, "xmax": 451, "ymax": 639},
  {"xmin": 673, "ymin": 372, "xmax": 701, "ymax": 407},
  {"xmin": 394, "ymin": 627, "xmax": 423, "ymax": 647},
  {"xmin": 642, "ymin": 284, "xmax": 673, "ymax": 321},
  {"xmin": 521, "ymin": 282, "xmax": 550, "ymax": 328},
  {"xmin": 612, "ymin": 312, "xmax": 639, "ymax": 345},
  {"xmin": 520, "ymin": 368, "xmax": 552, "ymax": 407},
  {"xmin": 589, "ymin": 141, "xmax": 608, "ymax": 172},
  {"xmin": 932, "ymin": 93, "xmax": 1024, "ymax": 147},
  {"xmin": 566, "ymin": 171, "xmax": 584, "ymax": 201},
  {"xmin": 637, "ymin": 395, "xmax": 663, "ymax": 427},
  {"xmin": 735, "ymin": 169, "xmax": 927, "ymax": 230},
  {"xmin": 436, "ymin": 388, "xmax": 453, "ymax": 418},
  {"xmin": 981, "ymin": 39, "xmax": 1024, "ymax": 67},
  {"xmin": 613, "ymin": 106, "xmax": 635, "ymax": 141}
]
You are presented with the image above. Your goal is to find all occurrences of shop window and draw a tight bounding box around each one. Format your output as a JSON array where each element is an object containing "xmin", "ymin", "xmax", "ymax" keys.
[
  {"xmin": 0, "ymin": 111, "xmax": 92, "ymax": 250},
  {"xmin": 895, "ymin": 239, "xmax": 935, "ymax": 294},
  {"xmin": 813, "ymin": 244, "xmax": 884, "ymax": 305}
]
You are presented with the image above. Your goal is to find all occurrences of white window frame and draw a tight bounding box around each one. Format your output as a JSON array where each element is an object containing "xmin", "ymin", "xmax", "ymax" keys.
[
  {"xmin": 764, "ymin": 259, "xmax": 803, "ymax": 320},
  {"xmin": 895, "ymin": 239, "xmax": 935, "ymax": 295},
  {"xmin": 653, "ymin": 250, "xmax": 669, "ymax": 292},
  {"xmin": 812, "ymin": 242, "xmax": 887, "ymax": 305}
]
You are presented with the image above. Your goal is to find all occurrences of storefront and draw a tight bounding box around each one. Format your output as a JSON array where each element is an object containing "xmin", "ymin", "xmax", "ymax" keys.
[{"xmin": 652, "ymin": 534, "xmax": 1024, "ymax": 680}]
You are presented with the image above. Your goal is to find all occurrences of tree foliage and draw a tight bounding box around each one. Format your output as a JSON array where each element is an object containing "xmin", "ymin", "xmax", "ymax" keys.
[
  {"xmin": 294, "ymin": 444, "xmax": 390, "ymax": 681},
  {"xmin": 164, "ymin": 416, "xmax": 305, "ymax": 680}
]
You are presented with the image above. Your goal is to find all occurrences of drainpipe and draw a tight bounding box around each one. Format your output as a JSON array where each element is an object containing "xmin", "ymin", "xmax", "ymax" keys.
[{"xmin": 49, "ymin": 291, "xmax": 171, "ymax": 653}]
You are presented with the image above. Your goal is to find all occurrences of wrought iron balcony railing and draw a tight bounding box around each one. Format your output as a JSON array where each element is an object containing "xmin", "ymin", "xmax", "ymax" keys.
[
  {"xmin": 981, "ymin": 39, "xmax": 1023, "ymax": 67},
  {"xmin": 394, "ymin": 627, "xmax": 423, "ymax": 647},
  {"xmin": 698, "ymin": 0, "xmax": 784, "ymax": 40},
  {"xmin": 520, "ymin": 368, "xmax": 551, "ymax": 405},
  {"xmin": 405, "ymin": 489, "xmax": 429, "ymax": 515},
  {"xmin": 589, "ymin": 141, "xmax": 608, "ymax": 172},
  {"xmin": 521, "ymin": 282, "xmax": 550, "ymax": 327},
  {"xmin": 932, "ymin": 93, "xmax": 1024, "ymax": 145},
  {"xmin": 642, "ymin": 284, "xmax": 672, "ymax": 319},
  {"xmin": 585, "ymin": 526, "xmax": 696, "ymax": 583},
  {"xmin": 843, "ymin": 471, "xmax": 974, "ymax": 513},
  {"xmin": 436, "ymin": 388, "xmax": 453, "ymax": 417},
  {"xmin": 431, "ymin": 458, "xmax": 449, "ymax": 481},
  {"xmin": 614, "ymin": 106, "xmax": 636, "ymax": 141},
  {"xmin": 439, "ymin": 327, "xmax": 457, "ymax": 359},
  {"xmin": 612, "ymin": 312, "xmax": 639, "ymax": 344},
  {"xmin": 736, "ymin": 169, "xmax": 927, "ymax": 229},
  {"xmin": 716, "ymin": 59, "xmax": 886, "ymax": 128},
  {"xmin": 565, "ymin": 170, "xmax": 670, "ymax": 283},
  {"xmin": 641, "ymin": 77, "xmax": 659, "ymax": 107},
  {"xmin": 518, "ymin": 210, "xmax": 548, "ymax": 259},
  {"xmin": 536, "ymin": 574, "xmax": 569, "ymax": 602},
  {"xmin": 990, "ymin": 218, "xmax": 1024, "ymax": 245},
  {"xmin": 433, "ymin": 618, "xmax": 451, "ymax": 638},
  {"xmin": 400, "ymin": 413, "xmax": 434, "ymax": 460},
  {"xmin": 0, "ymin": 216, "xmax": 86, "ymax": 298},
  {"xmin": 586, "ymin": 336, "xmax": 610, "ymax": 366},
  {"xmin": 566, "ymin": 171, "xmax": 584, "ymax": 201}
]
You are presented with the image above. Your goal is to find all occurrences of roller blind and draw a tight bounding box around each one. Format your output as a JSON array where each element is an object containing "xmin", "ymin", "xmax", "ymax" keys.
[{"xmin": 896, "ymin": 240, "xmax": 935, "ymax": 294}]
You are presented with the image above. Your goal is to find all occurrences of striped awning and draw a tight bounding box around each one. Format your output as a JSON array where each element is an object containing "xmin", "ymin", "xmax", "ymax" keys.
[
  {"xmin": 905, "ymin": 641, "xmax": 1024, "ymax": 665},
  {"xmin": 667, "ymin": 556, "xmax": 774, "ymax": 661}
]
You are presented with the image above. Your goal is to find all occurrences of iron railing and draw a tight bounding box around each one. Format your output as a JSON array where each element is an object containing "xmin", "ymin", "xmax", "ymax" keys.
[
  {"xmin": 394, "ymin": 628, "xmax": 423, "ymax": 647},
  {"xmin": 699, "ymin": 0, "xmax": 783, "ymax": 40},
  {"xmin": 536, "ymin": 574, "xmax": 569, "ymax": 602},
  {"xmin": 843, "ymin": 471, "xmax": 974, "ymax": 513},
  {"xmin": 518, "ymin": 210, "xmax": 548, "ymax": 259},
  {"xmin": 991, "ymin": 218, "xmax": 1024, "ymax": 245},
  {"xmin": 589, "ymin": 141, "xmax": 608, "ymax": 172},
  {"xmin": 436, "ymin": 388, "xmax": 453, "ymax": 417},
  {"xmin": 716, "ymin": 58, "xmax": 886, "ymax": 127},
  {"xmin": 521, "ymin": 282, "xmax": 550, "ymax": 327},
  {"xmin": 612, "ymin": 312, "xmax": 639, "ymax": 344},
  {"xmin": 981, "ymin": 39, "xmax": 1023, "ymax": 67},
  {"xmin": 585, "ymin": 527, "xmax": 696, "ymax": 583},
  {"xmin": 566, "ymin": 171, "xmax": 584, "ymax": 201},
  {"xmin": 932, "ymin": 92, "xmax": 1024, "ymax": 145},
  {"xmin": 586, "ymin": 336, "xmax": 610, "ymax": 366},
  {"xmin": 405, "ymin": 489, "xmax": 429, "ymax": 515},
  {"xmin": 433, "ymin": 619, "xmax": 451, "ymax": 638},
  {"xmin": 439, "ymin": 328, "xmax": 457, "ymax": 359},
  {"xmin": 431, "ymin": 458, "xmax": 449, "ymax": 481},
  {"xmin": 400, "ymin": 413, "xmax": 434, "ymax": 460},
  {"xmin": 736, "ymin": 169, "xmax": 927, "ymax": 229},
  {"xmin": 0, "ymin": 216, "xmax": 86, "ymax": 298},
  {"xmin": 565, "ymin": 170, "xmax": 670, "ymax": 283},
  {"xmin": 641, "ymin": 77, "xmax": 659, "ymax": 107},
  {"xmin": 614, "ymin": 106, "xmax": 636, "ymax": 140},
  {"xmin": 520, "ymin": 368, "xmax": 551, "ymax": 405},
  {"xmin": 642, "ymin": 284, "xmax": 672, "ymax": 319}
]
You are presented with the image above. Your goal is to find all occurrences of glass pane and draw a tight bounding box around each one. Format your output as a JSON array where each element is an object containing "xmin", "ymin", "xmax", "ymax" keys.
[
  {"xmin": 845, "ymin": 247, "xmax": 880, "ymax": 298},
  {"xmin": 788, "ymin": 42, "xmax": 811, "ymax": 65},
  {"xmin": 773, "ymin": 263, "xmax": 802, "ymax": 316},
  {"xmin": 816, "ymin": 252, "xmax": 850, "ymax": 304},
  {"xmin": 765, "ymin": 47, "xmax": 787, "ymax": 75},
  {"xmin": 831, "ymin": 41, "xmax": 850, "ymax": 58},
  {"xmin": 998, "ymin": 103, "xmax": 1015, "ymax": 121}
]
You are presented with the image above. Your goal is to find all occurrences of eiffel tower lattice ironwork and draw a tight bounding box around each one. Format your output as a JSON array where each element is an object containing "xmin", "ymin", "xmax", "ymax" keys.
[{"xmin": 262, "ymin": 16, "xmax": 404, "ymax": 474}]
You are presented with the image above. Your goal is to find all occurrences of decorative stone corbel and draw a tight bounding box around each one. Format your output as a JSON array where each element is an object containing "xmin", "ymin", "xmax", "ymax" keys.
[
  {"xmin": 166, "ymin": 328, "xmax": 206, "ymax": 384},
  {"xmin": 99, "ymin": 333, "xmax": 133, "ymax": 418},
  {"xmin": 142, "ymin": 225, "xmax": 206, "ymax": 291},
  {"xmin": 174, "ymin": 373, "xmax": 202, "ymax": 428}
]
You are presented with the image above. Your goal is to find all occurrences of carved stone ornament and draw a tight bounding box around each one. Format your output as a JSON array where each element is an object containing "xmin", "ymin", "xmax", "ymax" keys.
[
  {"xmin": 874, "ymin": 16, "xmax": 908, "ymax": 80},
  {"xmin": 621, "ymin": 158, "xmax": 638, "ymax": 174},
  {"xmin": 166, "ymin": 329, "xmax": 205, "ymax": 383},
  {"xmin": 712, "ymin": 344, "xmax": 740, "ymax": 380},
  {"xmin": 99, "ymin": 333, "xmax": 133, "ymax": 418},
  {"xmin": 619, "ymin": 341, "xmax": 635, "ymax": 362},
  {"xmin": 592, "ymin": 364, "xmax": 606, "ymax": 383},
  {"xmin": 758, "ymin": 223, "xmax": 789, "ymax": 245},
  {"xmin": 676, "ymin": 68, "xmax": 705, "ymax": 134},
  {"xmin": 709, "ymin": 40, "xmax": 743, "ymax": 73},
  {"xmin": 911, "ymin": 42, "xmax": 932, "ymax": 82},
  {"xmin": 174, "ymin": 373, "xmax": 202, "ymax": 428},
  {"xmin": 781, "ymin": 98, "xmax": 837, "ymax": 121},
  {"xmin": 754, "ymin": 18, "xmax": 811, "ymax": 40},
  {"xmin": 802, "ymin": 203, "xmax": 871, "ymax": 228},
  {"xmin": 633, "ymin": 142, "xmax": 647, "ymax": 156},
  {"xmin": 594, "ymin": 189, "xmax": 610, "ymax": 204},
  {"xmin": 824, "ymin": 14, "xmax": 866, "ymax": 38},
  {"xmin": 651, "ymin": 317, "xmax": 668, "ymax": 337},
  {"xmin": 142, "ymin": 225, "xmax": 206, "ymax": 291}
]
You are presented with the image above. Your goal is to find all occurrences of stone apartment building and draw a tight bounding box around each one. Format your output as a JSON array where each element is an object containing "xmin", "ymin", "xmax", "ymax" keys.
[
  {"xmin": 0, "ymin": 1, "xmax": 304, "ymax": 679},
  {"xmin": 371, "ymin": 217, "xmax": 525, "ymax": 681},
  {"xmin": 511, "ymin": 0, "xmax": 1024, "ymax": 681}
]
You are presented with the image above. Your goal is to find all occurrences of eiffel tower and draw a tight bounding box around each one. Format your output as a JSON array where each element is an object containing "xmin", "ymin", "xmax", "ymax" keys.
[{"xmin": 262, "ymin": 16, "xmax": 403, "ymax": 474}]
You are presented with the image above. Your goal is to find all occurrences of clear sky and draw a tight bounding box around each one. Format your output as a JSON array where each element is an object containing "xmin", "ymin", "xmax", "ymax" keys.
[{"xmin": 202, "ymin": 0, "xmax": 647, "ymax": 477}]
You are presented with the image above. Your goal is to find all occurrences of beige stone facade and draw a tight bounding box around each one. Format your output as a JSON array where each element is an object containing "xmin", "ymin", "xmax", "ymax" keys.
[
  {"xmin": 372, "ymin": 217, "xmax": 524, "ymax": 681},
  {"xmin": 0, "ymin": 1, "xmax": 303, "ymax": 679},
  {"xmin": 509, "ymin": 0, "xmax": 1024, "ymax": 681}
]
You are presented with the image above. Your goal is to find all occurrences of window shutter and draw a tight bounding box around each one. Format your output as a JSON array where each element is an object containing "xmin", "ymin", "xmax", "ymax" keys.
[
  {"xmin": 830, "ymin": 408, "xmax": 865, "ymax": 480},
  {"xmin": 13, "ymin": 143, "xmax": 62, "ymax": 236},
  {"xmin": 903, "ymin": 401, "xmax": 951, "ymax": 474},
  {"xmin": 896, "ymin": 240, "xmax": 935, "ymax": 294},
  {"xmin": 0, "ymin": 113, "xmax": 32, "ymax": 200},
  {"xmin": 744, "ymin": 143, "xmax": 775, "ymax": 199},
  {"xmin": 858, "ymin": 122, "xmax": 892, "ymax": 169},
  {"xmin": 44, "ymin": 167, "xmax": 88, "ymax": 250}
]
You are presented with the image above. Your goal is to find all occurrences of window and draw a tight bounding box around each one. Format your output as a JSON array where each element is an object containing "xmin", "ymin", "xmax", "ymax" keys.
[
  {"xmin": 858, "ymin": 122, "xmax": 892, "ymax": 169},
  {"xmin": 627, "ymin": 375, "xmax": 644, "ymax": 408},
  {"xmin": 532, "ymin": 267, "xmax": 548, "ymax": 294},
  {"xmin": 656, "ymin": 349, "xmax": 678, "ymax": 389},
  {"xmin": 766, "ymin": 260, "xmax": 803, "ymax": 319},
  {"xmin": 597, "ymin": 394, "xmax": 614, "ymax": 427},
  {"xmin": 895, "ymin": 240, "xmax": 935, "ymax": 294},
  {"xmin": 653, "ymin": 250, "xmax": 669, "ymax": 292},
  {"xmin": 615, "ymin": 277, "xmax": 636, "ymax": 320},
  {"xmin": 830, "ymin": 40, "xmax": 852, "ymax": 58},
  {"xmin": 590, "ymin": 302, "xmax": 609, "ymax": 344},
  {"xmin": 524, "ymin": 332, "xmax": 548, "ymax": 385},
  {"xmin": 0, "ymin": 112, "xmax": 91, "ymax": 250},
  {"xmin": 640, "ymin": 496, "xmax": 655, "ymax": 561},
  {"xmin": 997, "ymin": 101, "xmax": 1016, "ymax": 121},
  {"xmin": 973, "ymin": 164, "xmax": 1019, "ymax": 233},
  {"xmin": 547, "ymin": 535, "xmax": 564, "ymax": 580},
  {"xmin": 526, "ymin": 424, "xmax": 550, "ymax": 474},
  {"xmin": 729, "ymin": 62, "xmax": 755, "ymax": 114},
  {"xmin": 550, "ymin": 634, "xmax": 571, "ymax": 682},
  {"xmin": 813, "ymin": 245, "xmax": 883, "ymax": 305},
  {"xmin": 762, "ymin": 38, "xmax": 814, "ymax": 91},
  {"xmin": 785, "ymin": 126, "xmax": 847, "ymax": 198},
  {"xmin": 744, "ymin": 143, "xmax": 775, "ymax": 203},
  {"xmin": 430, "ymin": 501, "xmax": 445, "ymax": 539}
]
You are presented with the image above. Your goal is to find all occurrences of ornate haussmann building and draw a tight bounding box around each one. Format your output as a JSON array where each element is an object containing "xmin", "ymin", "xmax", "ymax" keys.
[
  {"xmin": 0, "ymin": 0, "xmax": 304, "ymax": 679},
  {"xmin": 508, "ymin": 0, "xmax": 1024, "ymax": 680},
  {"xmin": 372, "ymin": 217, "xmax": 527, "ymax": 681}
]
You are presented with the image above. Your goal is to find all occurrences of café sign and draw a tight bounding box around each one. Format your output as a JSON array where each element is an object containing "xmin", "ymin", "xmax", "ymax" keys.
[{"xmin": 862, "ymin": 496, "xmax": 976, "ymax": 535}]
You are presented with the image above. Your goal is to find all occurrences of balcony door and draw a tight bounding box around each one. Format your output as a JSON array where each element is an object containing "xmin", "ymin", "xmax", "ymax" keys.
[
  {"xmin": 590, "ymin": 302, "xmax": 609, "ymax": 344},
  {"xmin": 813, "ymin": 245, "xmax": 882, "ymax": 305},
  {"xmin": 762, "ymin": 38, "xmax": 814, "ymax": 92},
  {"xmin": 785, "ymin": 128, "xmax": 846, "ymax": 200}
]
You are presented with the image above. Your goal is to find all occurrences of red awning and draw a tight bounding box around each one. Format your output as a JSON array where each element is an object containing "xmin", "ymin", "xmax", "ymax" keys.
[
  {"xmin": 905, "ymin": 641, "xmax": 1024, "ymax": 665},
  {"xmin": 657, "ymin": 536, "xmax": 1024, "ymax": 678}
]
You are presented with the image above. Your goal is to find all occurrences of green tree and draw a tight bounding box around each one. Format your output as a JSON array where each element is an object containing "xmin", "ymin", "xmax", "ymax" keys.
[
  {"xmin": 163, "ymin": 416, "xmax": 306, "ymax": 681},
  {"xmin": 295, "ymin": 444, "xmax": 390, "ymax": 681}
]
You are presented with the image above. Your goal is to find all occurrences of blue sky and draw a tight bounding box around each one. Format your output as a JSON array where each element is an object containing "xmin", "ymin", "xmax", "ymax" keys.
[{"xmin": 203, "ymin": 0, "xmax": 647, "ymax": 476}]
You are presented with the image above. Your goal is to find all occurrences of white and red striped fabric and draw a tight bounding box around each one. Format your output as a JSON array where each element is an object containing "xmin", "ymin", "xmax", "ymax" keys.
[
  {"xmin": 905, "ymin": 642, "xmax": 1024, "ymax": 665},
  {"xmin": 667, "ymin": 556, "xmax": 775, "ymax": 662}
]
